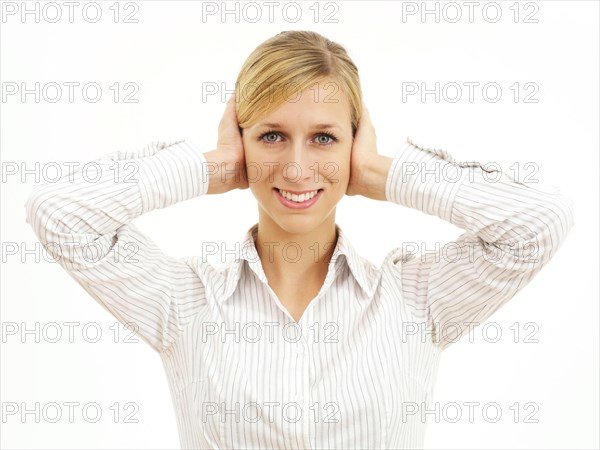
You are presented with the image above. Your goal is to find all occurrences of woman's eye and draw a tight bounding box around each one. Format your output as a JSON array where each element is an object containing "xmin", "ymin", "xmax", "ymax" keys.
[
  {"xmin": 259, "ymin": 132, "xmax": 337, "ymax": 146},
  {"xmin": 264, "ymin": 132, "xmax": 280, "ymax": 143},
  {"xmin": 316, "ymin": 134, "xmax": 333, "ymax": 145}
]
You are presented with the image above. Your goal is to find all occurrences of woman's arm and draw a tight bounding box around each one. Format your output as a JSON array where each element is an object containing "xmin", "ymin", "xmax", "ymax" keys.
[
  {"xmin": 25, "ymin": 97, "xmax": 245, "ymax": 354},
  {"xmin": 348, "ymin": 105, "xmax": 574, "ymax": 350},
  {"xmin": 24, "ymin": 139, "xmax": 216, "ymax": 353},
  {"xmin": 380, "ymin": 137, "xmax": 575, "ymax": 350}
]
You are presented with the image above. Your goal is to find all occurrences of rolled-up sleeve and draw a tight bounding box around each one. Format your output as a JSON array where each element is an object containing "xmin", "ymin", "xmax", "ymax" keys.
[
  {"xmin": 24, "ymin": 140, "xmax": 211, "ymax": 353},
  {"xmin": 385, "ymin": 137, "xmax": 575, "ymax": 350}
]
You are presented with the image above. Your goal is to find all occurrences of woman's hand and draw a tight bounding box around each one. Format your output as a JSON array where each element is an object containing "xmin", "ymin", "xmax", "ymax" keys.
[
  {"xmin": 346, "ymin": 102, "xmax": 380, "ymax": 197},
  {"xmin": 345, "ymin": 102, "xmax": 393, "ymax": 201},
  {"xmin": 204, "ymin": 93, "xmax": 249, "ymax": 194}
]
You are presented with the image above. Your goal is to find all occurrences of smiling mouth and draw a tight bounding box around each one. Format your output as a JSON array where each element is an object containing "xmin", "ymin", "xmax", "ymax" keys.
[{"xmin": 273, "ymin": 187, "xmax": 323, "ymax": 202}]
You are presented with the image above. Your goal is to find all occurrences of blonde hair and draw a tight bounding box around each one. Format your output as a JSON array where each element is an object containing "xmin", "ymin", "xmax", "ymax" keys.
[{"xmin": 235, "ymin": 30, "xmax": 363, "ymax": 137}]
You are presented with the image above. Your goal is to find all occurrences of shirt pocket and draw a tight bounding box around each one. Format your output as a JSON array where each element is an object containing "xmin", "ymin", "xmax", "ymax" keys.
[
  {"xmin": 177, "ymin": 376, "xmax": 222, "ymax": 441},
  {"xmin": 180, "ymin": 375, "xmax": 248, "ymax": 448}
]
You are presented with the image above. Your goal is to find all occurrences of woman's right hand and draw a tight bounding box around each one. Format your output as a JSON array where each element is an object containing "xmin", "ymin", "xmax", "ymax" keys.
[{"xmin": 204, "ymin": 93, "xmax": 249, "ymax": 194}]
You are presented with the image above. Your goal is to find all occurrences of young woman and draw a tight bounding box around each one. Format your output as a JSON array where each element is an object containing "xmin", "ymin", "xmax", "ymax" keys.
[{"xmin": 25, "ymin": 31, "xmax": 575, "ymax": 449}]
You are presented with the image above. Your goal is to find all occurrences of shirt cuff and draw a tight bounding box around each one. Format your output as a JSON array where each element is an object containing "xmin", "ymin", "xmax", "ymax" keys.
[
  {"xmin": 385, "ymin": 137, "xmax": 468, "ymax": 223},
  {"xmin": 129, "ymin": 139, "xmax": 211, "ymax": 214}
]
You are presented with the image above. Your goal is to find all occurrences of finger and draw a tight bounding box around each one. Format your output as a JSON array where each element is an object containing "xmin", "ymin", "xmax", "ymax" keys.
[
  {"xmin": 230, "ymin": 94, "xmax": 239, "ymax": 119},
  {"xmin": 221, "ymin": 95, "xmax": 237, "ymax": 125},
  {"xmin": 358, "ymin": 103, "xmax": 370, "ymax": 125},
  {"xmin": 227, "ymin": 94, "xmax": 235, "ymax": 110}
]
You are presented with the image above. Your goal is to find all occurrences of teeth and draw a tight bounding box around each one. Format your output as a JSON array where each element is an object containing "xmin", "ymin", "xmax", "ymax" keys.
[{"xmin": 278, "ymin": 189, "xmax": 320, "ymax": 202}]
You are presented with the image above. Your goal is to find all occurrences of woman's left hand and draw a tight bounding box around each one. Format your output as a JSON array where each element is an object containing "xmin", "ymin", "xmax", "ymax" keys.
[{"xmin": 346, "ymin": 102, "xmax": 380, "ymax": 197}]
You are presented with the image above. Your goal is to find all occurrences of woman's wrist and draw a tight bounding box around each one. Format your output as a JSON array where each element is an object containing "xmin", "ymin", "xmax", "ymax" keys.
[
  {"xmin": 203, "ymin": 149, "xmax": 244, "ymax": 195},
  {"xmin": 357, "ymin": 154, "xmax": 393, "ymax": 201}
]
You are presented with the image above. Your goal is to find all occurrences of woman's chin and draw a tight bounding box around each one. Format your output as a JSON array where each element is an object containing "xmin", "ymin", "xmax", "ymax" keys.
[{"xmin": 274, "ymin": 215, "xmax": 322, "ymax": 235}]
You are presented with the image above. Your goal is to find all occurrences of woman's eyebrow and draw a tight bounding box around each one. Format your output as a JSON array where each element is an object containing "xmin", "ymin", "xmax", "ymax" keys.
[{"xmin": 257, "ymin": 122, "xmax": 342, "ymax": 130}]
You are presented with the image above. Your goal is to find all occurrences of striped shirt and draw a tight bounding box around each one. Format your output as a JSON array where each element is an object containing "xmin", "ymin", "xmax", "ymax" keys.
[{"xmin": 24, "ymin": 138, "xmax": 575, "ymax": 449}]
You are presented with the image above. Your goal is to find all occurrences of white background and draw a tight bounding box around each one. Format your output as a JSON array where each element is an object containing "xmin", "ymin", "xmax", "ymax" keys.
[{"xmin": 1, "ymin": 1, "xmax": 598, "ymax": 448}]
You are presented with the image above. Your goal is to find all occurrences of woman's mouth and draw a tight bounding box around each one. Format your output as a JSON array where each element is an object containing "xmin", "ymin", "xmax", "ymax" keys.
[{"xmin": 273, "ymin": 188, "xmax": 324, "ymax": 209}]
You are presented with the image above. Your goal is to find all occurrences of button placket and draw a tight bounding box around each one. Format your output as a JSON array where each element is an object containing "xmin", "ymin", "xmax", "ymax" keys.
[
  {"xmin": 285, "ymin": 317, "xmax": 310, "ymax": 448},
  {"xmin": 302, "ymin": 316, "xmax": 317, "ymax": 447},
  {"xmin": 281, "ymin": 330, "xmax": 309, "ymax": 449}
]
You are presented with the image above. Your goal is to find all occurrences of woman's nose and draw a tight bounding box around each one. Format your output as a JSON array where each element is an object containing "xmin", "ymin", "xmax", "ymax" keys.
[{"xmin": 285, "ymin": 142, "xmax": 315, "ymax": 182}]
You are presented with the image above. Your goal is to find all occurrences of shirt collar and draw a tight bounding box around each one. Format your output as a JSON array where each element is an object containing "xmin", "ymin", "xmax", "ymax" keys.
[{"xmin": 219, "ymin": 223, "xmax": 379, "ymax": 303}]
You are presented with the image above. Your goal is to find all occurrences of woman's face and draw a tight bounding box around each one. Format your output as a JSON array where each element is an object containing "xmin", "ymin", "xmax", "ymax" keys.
[{"xmin": 242, "ymin": 80, "xmax": 353, "ymax": 235}]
